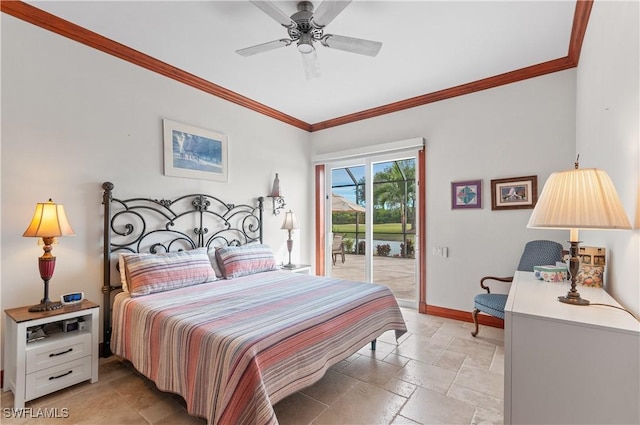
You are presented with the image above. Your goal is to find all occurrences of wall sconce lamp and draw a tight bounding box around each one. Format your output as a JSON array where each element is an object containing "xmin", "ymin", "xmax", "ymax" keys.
[
  {"xmin": 527, "ymin": 159, "xmax": 631, "ymax": 305},
  {"xmin": 268, "ymin": 173, "xmax": 286, "ymax": 215},
  {"xmin": 281, "ymin": 210, "xmax": 300, "ymax": 269},
  {"xmin": 23, "ymin": 199, "xmax": 75, "ymax": 312}
]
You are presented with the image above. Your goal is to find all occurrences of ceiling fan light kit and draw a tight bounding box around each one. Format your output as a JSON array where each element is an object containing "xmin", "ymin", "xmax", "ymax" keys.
[
  {"xmin": 237, "ymin": 0, "xmax": 382, "ymax": 79},
  {"xmin": 297, "ymin": 32, "xmax": 315, "ymax": 54}
]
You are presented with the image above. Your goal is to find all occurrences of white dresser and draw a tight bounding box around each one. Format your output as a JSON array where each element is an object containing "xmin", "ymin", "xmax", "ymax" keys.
[{"xmin": 504, "ymin": 271, "xmax": 640, "ymax": 425}]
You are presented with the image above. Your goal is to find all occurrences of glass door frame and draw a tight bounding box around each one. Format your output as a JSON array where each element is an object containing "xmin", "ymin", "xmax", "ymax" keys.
[{"xmin": 324, "ymin": 150, "xmax": 421, "ymax": 308}]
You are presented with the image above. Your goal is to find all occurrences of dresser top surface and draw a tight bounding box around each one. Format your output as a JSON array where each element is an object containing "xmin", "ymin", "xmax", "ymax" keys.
[{"xmin": 506, "ymin": 272, "xmax": 639, "ymax": 334}]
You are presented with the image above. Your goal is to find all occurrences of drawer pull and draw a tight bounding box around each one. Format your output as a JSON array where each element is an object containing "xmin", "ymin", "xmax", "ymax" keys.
[
  {"xmin": 49, "ymin": 348, "xmax": 73, "ymax": 357},
  {"xmin": 49, "ymin": 370, "xmax": 73, "ymax": 380}
]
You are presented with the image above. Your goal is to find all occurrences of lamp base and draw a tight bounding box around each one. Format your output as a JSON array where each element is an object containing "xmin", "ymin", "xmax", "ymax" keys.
[
  {"xmin": 29, "ymin": 300, "xmax": 63, "ymax": 312},
  {"xmin": 559, "ymin": 239, "xmax": 590, "ymax": 306},
  {"xmin": 558, "ymin": 295, "xmax": 590, "ymax": 306},
  {"xmin": 282, "ymin": 263, "xmax": 296, "ymax": 270}
]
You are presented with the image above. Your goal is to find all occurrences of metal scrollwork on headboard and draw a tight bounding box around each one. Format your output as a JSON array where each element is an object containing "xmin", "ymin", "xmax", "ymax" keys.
[{"xmin": 101, "ymin": 181, "xmax": 264, "ymax": 356}]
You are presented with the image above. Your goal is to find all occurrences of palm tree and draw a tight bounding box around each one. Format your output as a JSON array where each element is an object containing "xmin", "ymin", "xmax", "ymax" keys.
[
  {"xmin": 373, "ymin": 160, "xmax": 416, "ymax": 230},
  {"xmin": 352, "ymin": 160, "xmax": 416, "ymax": 257}
]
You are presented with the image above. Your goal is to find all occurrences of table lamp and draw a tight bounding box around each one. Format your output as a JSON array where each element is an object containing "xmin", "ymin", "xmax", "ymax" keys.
[
  {"xmin": 281, "ymin": 210, "xmax": 299, "ymax": 269},
  {"xmin": 23, "ymin": 199, "xmax": 75, "ymax": 312},
  {"xmin": 527, "ymin": 161, "xmax": 631, "ymax": 305}
]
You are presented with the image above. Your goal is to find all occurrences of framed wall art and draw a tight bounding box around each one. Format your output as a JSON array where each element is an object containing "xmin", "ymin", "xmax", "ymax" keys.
[
  {"xmin": 490, "ymin": 175, "xmax": 537, "ymax": 210},
  {"xmin": 163, "ymin": 119, "xmax": 228, "ymax": 182},
  {"xmin": 451, "ymin": 179, "xmax": 482, "ymax": 209}
]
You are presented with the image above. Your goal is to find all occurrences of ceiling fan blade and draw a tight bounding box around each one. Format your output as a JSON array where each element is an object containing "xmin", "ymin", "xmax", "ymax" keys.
[
  {"xmin": 236, "ymin": 39, "xmax": 291, "ymax": 57},
  {"xmin": 250, "ymin": 1, "xmax": 296, "ymax": 28},
  {"xmin": 301, "ymin": 50, "xmax": 321, "ymax": 80},
  {"xmin": 311, "ymin": 0, "xmax": 352, "ymax": 28},
  {"xmin": 311, "ymin": 0, "xmax": 351, "ymax": 28},
  {"xmin": 321, "ymin": 34, "xmax": 382, "ymax": 57}
]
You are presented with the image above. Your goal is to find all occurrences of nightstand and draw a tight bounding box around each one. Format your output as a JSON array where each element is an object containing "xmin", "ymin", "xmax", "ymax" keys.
[
  {"xmin": 3, "ymin": 300, "xmax": 99, "ymax": 408},
  {"xmin": 280, "ymin": 264, "xmax": 312, "ymax": 275}
]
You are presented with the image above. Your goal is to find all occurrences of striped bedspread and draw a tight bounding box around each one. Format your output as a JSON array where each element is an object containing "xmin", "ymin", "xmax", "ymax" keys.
[{"xmin": 111, "ymin": 270, "xmax": 407, "ymax": 425}]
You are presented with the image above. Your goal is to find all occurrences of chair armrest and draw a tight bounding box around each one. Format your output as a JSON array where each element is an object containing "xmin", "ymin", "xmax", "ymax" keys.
[{"xmin": 480, "ymin": 276, "xmax": 513, "ymax": 293}]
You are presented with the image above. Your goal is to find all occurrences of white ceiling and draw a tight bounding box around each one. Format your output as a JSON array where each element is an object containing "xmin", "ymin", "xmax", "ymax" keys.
[{"xmin": 28, "ymin": 1, "xmax": 577, "ymax": 125}]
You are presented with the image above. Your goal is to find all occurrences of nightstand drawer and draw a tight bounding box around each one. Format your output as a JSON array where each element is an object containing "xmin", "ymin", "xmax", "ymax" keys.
[
  {"xmin": 26, "ymin": 356, "xmax": 92, "ymax": 400},
  {"xmin": 26, "ymin": 332, "xmax": 92, "ymax": 374}
]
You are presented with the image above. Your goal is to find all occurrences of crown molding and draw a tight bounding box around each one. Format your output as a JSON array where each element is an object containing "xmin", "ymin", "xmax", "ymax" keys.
[
  {"xmin": 311, "ymin": 0, "xmax": 592, "ymax": 131},
  {"xmin": 568, "ymin": 0, "xmax": 594, "ymax": 65},
  {"xmin": 310, "ymin": 56, "xmax": 576, "ymax": 132},
  {"xmin": 0, "ymin": 1, "xmax": 311, "ymax": 132},
  {"xmin": 2, "ymin": 0, "xmax": 592, "ymax": 133}
]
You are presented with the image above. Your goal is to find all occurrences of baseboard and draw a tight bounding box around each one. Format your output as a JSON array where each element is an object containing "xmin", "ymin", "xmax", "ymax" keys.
[{"xmin": 419, "ymin": 303, "xmax": 504, "ymax": 329}]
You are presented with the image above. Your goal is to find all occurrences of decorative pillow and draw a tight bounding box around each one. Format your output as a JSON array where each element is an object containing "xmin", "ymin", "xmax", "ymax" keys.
[
  {"xmin": 207, "ymin": 247, "xmax": 224, "ymax": 278},
  {"xmin": 117, "ymin": 252, "xmax": 139, "ymax": 293},
  {"xmin": 124, "ymin": 248, "xmax": 216, "ymax": 297},
  {"xmin": 216, "ymin": 244, "xmax": 277, "ymax": 279}
]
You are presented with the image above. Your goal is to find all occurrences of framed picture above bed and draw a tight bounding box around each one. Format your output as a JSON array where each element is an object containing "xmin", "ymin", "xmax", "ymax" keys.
[
  {"xmin": 163, "ymin": 119, "xmax": 228, "ymax": 182},
  {"xmin": 451, "ymin": 179, "xmax": 482, "ymax": 209},
  {"xmin": 490, "ymin": 175, "xmax": 537, "ymax": 210}
]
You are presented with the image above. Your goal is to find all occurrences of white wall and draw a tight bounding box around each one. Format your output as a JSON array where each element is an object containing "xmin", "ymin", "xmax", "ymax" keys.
[
  {"xmin": 0, "ymin": 16, "xmax": 312, "ymax": 360},
  {"xmin": 575, "ymin": 0, "xmax": 639, "ymax": 314},
  {"xmin": 311, "ymin": 70, "xmax": 576, "ymax": 313}
]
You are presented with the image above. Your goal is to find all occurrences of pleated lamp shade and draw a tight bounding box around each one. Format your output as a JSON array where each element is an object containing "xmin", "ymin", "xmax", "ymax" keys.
[
  {"xmin": 23, "ymin": 199, "xmax": 75, "ymax": 238},
  {"xmin": 527, "ymin": 168, "xmax": 631, "ymax": 234},
  {"xmin": 281, "ymin": 211, "xmax": 300, "ymax": 231}
]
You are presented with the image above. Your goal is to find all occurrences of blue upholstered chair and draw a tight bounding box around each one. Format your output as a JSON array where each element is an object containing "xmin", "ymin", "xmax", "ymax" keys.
[{"xmin": 471, "ymin": 240, "xmax": 564, "ymax": 337}]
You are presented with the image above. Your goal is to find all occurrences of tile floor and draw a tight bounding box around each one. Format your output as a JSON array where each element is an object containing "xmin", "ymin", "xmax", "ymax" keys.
[
  {"xmin": 1, "ymin": 308, "xmax": 504, "ymax": 425},
  {"xmin": 331, "ymin": 255, "xmax": 417, "ymax": 302}
]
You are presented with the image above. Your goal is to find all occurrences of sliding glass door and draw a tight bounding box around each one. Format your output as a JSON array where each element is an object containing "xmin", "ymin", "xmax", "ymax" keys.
[{"xmin": 327, "ymin": 152, "xmax": 418, "ymax": 306}]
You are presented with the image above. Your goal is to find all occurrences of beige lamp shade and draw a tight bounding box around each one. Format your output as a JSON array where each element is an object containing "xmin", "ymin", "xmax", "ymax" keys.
[
  {"xmin": 281, "ymin": 210, "xmax": 300, "ymax": 231},
  {"xmin": 527, "ymin": 168, "xmax": 631, "ymax": 232},
  {"xmin": 23, "ymin": 199, "xmax": 75, "ymax": 238}
]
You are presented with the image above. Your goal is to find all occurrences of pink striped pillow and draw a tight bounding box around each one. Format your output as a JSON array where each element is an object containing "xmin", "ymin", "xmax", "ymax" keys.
[
  {"xmin": 124, "ymin": 248, "xmax": 216, "ymax": 297},
  {"xmin": 216, "ymin": 244, "xmax": 277, "ymax": 279}
]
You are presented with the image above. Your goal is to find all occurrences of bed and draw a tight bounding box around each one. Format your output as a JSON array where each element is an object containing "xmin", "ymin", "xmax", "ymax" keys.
[{"xmin": 101, "ymin": 182, "xmax": 407, "ymax": 425}]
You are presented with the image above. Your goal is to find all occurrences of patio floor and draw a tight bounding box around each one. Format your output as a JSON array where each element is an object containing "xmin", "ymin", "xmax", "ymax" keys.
[{"xmin": 330, "ymin": 254, "xmax": 416, "ymax": 302}]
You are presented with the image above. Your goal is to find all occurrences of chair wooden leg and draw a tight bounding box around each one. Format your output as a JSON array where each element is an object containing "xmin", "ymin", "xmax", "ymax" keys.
[{"xmin": 471, "ymin": 308, "xmax": 480, "ymax": 337}]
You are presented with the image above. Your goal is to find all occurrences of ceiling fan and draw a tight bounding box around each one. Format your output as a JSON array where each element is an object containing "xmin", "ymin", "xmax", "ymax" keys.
[{"xmin": 236, "ymin": 0, "xmax": 382, "ymax": 79}]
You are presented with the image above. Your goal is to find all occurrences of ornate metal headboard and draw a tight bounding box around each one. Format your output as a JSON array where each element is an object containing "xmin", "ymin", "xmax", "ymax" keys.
[{"xmin": 101, "ymin": 181, "xmax": 264, "ymax": 356}]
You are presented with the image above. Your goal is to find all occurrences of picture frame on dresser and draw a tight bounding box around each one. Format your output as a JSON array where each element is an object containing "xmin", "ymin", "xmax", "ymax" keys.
[
  {"xmin": 163, "ymin": 119, "xmax": 228, "ymax": 182},
  {"xmin": 490, "ymin": 175, "xmax": 537, "ymax": 210}
]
